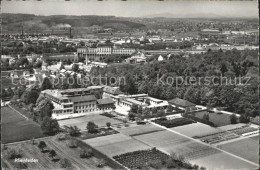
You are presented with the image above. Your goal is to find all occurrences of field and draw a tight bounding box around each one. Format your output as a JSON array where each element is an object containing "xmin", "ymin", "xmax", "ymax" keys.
[
  {"xmin": 170, "ymin": 122, "xmax": 222, "ymax": 138},
  {"xmin": 193, "ymin": 111, "xmax": 231, "ymax": 127},
  {"xmin": 218, "ymin": 138, "xmax": 259, "ymax": 164},
  {"xmin": 58, "ymin": 114, "xmax": 122, "ymax": 130},
  {"xmin": 2, "ymin": 137, "xmax": 114, "ymax": 170},
  {"xmin": 250, "ymin": 135, "xmax": 259, "ymax": 141},
  {"xmin": 116, "ymin": 123, "xmax": 165, "ymax": 136},
  {"xmin": 189, "ymin": 152, "xmax": 258, "ymax": 169},
  {"xmin": 1, "ymin": 106, "xmax": 46, "ymax": 144},
  {"xmin": 133, "ymin": 130, "xmax": 220, "ymax": 161},
  {"xmin": 83, "ymin": 134, "xmax": 151, "ymax": 157}
]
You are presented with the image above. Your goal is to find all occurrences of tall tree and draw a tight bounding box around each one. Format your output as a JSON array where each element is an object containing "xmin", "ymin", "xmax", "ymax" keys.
[{"xmin": 41, "ymin": 77, "xmax": 52, "ymax": 91}]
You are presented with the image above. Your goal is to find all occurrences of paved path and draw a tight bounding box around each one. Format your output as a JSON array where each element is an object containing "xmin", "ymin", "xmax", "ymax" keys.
[{"xmin": 149, "ymin": 121, "xmax": 259, "ymax": 167}]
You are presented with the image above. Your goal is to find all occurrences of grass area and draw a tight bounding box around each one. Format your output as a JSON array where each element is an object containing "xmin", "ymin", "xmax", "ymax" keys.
[
  {"xmin": 189, "ymin": 151, "xmax": 258, "ymax": 169},
  {"xmin": 250, "ymin": 135, "xmax": 259, "ymax": 141},
  {"xmin": 84, "ymin": 134, "xmax": 151, "ymax": 157},
  {"xmin": 170, "ymin": 123, "xmax": 223, "ymax": 138},
  {"xmin": 1, "ymin": 106, "xmax": 46, "ymax": 144},
  {"xmin": 9, "ymin": 103, "xmax": 32, "ymax": 120},
  {"xmin": 218, "ymin": 138, "xmax": 259, "ymax": 164},
  {"xmin": 2, "ymin": 137, "xmax": 116, "ymax": 170},
  {"xmin": 117, "ymin": 123, "xmax": 165, "ymax": 136},
  {"xmin": 192, "ymin": 111, "xmax": 231, "ymax": 127},
  {"xmin": 58, "ymin": 114, "xmax": 122, "ymax": 130}
]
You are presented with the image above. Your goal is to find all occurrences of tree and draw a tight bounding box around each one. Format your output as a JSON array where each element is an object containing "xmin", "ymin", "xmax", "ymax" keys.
[
  {"xmin": 41, "ymin": 77, "xmax": 52, "ymax": 91},
  {"xmin": 130, "ymin": 104, "xmax": 138, "ymax": 113},
  {"xmin": 40, "ymin": 117, "xmax": 60, "ymax": 135},
  {"xmin": 106, "ymin": 122, "xmax": 111, "ymax": 129},
  {"xmin": 166, "ymin": 105, "xmax": 174, "ymax": 113},
  {"xmin": 21, "ymin": 88, "xmax": 40, "ymax": 105},
  {"xmin": 87, "ymin": 121, "xmax": 98, "ymax": 133},
  {"xmin": 60, "ymin": 158, "xmax": 72, "ymax": 169},
  {"xmin": 65, "ymin": 126, "xmax": 81, "ymax": 137},
  {"xmin": 6, "ymin": 87, "xmax": 14, "ymax": 98},
  {"xmin": 128, "ymin": 112, "xmax": 136, "ymax": 121},
  {"xmin": 230, "ymin": 114, "xmax": 237, "ymax": 124},
  {"xmin": 239, "ymin": 114, "xmax": 249, "ymax": 123},
  {"xmin": 38, "ymin": 141, "xmax": 47, "ymax": 152},
  {"xmin": 80, "ymin": 148, "xmax": 93, "ymax": 158},
  {"xmin": 202, "ymin": 114, "xmax": 209, "ymax": 121},
  {"xmin": 49, "ymin": 150, "xmax": 57, "ymax": 160},
  {"xmin": 72, "ymin": 64, "xmax": 79, "ymax": 72}
]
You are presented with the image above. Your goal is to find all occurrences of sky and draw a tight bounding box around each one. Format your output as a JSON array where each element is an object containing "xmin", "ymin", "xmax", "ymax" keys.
[{"xmin": 2, "ymin": 0, "xmax": 258, "ymax": 18}]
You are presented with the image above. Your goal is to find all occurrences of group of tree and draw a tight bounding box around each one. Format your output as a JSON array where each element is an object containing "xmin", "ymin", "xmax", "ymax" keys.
[{"xmin": 90, "ymin": 49, "xmax": 258, "ymax": 119}]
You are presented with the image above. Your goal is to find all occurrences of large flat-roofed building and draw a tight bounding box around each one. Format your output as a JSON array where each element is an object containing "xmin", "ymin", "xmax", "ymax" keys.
[
  {"xmin": 44, "ymin": 53, "xmax": 79, "ymax": 64},
  {"xmin": 77, "ymin": 47, "xmax": 136, "ymax": 61},
  {"xmin": 40, "ymin": 86, "xmax": 114, "ymax": 119}
]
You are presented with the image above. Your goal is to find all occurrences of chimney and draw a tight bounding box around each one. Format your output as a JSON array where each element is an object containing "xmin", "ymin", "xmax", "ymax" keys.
[{"xmin": 69, "ymin": 27, "xmax": 72, "ymax": 38}]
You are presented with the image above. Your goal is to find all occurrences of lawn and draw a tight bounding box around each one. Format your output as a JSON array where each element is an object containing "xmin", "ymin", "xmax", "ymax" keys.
[
  {"xmin": 189, "ymin": 152, "xmax": 258, "ymax": 170},
  {"xmin": 1, "ymin": 106, "xmax": 46, "ymax": 144},
  {"xmin": 84, "ymin": 134, "xmax": 151, "ymax": 157},
  {"xmin": 250, "ymin": 135, "xmax": 259, "ymax": 142},
  {"xmin": 116, "ymin": 123, "xmax": 165, "ymax": 136},
  {"xmin": 218, "ymin": 138, "xmax": 259, "ymax": 164},
  {"xmin": 133, "ymin": 130, "xmax": 220, "ymax": 161},
  {"xmin": 193, "ymin": 111, "xmax": 231, "ymax": 127},
  {"xmin": 1, "ymin": 137, "xmax": 115, "ymax": 170},
  {"xmin": 58, "ymin": 114, "xmax": 122, "ymax": 130},
  {"xmin": 170, "ymin": 122, "xmax": 223, "ymax": 138}
]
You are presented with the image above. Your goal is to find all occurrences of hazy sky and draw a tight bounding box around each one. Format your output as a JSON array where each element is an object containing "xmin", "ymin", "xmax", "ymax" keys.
[{"xmin": 2, "ymin": 0, "xmax": 258, "ymax": 18}]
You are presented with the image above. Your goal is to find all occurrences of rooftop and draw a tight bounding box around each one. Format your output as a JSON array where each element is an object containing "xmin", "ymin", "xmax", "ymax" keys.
[
  {"xmin": 69, "ymin": 95, "xmax": 96, "ymax": 103},
  {"xmin": 168, "ymin": 97, "xmax": 196, "ymax": 107},
  {"xmin": 97, "ymin": 98, "xmax": 114, "ymax": 105}
]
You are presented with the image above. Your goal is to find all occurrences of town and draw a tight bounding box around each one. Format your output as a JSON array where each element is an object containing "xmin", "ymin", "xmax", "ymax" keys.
[{"xmin": 1, "ymin": 2, "xmax": 259, "ymax": 170}]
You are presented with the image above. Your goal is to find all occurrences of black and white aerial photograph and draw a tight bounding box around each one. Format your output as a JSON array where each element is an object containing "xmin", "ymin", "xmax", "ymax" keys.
[{"xmin": 1, "ymin": 0, "xmax": 259, "ymax": 169}]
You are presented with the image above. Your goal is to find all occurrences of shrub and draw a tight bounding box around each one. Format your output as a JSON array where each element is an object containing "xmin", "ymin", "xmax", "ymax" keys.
[
  {"xmin": 80, "ymin": 148, "xmax": 93, "ymax": 158},
  {"xmin": 56, "ymin": 134, "xmax": 67, "ymax": 141},
  {"xmin": 153, "ymin": 117, "xmax": 194, "ymax": 128},
  {"xmin": 166, "ymin": 158, "xmax": 176, "ymax": 169},
  {"xmin": 96, "ymin": 158, "xmax": 106, "ymax": 168},
  {"xmin": 87, "ymin": 121, "xmax": 99, "ymax": 133},
  {"xmin": 67, "ymin": 139, "xmax": 78, "ymax": 148},
  {"xmin": 60, "ymin": 158, "xmax": 72, "ymax": 169},
  {"xmin": 7, "ymin": 148, "xmax": 22, "ymax": 159}
]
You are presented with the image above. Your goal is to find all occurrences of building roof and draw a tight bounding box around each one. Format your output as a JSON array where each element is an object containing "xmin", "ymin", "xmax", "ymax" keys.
[
  {"xmin": 69, "ymin": 95, "xmax": 96, "ymax": 103},
  {"xmin": 103, "ymin": 86, "xmax": 122, "ymax": 95},
  {"xmin": 97, "ymin": 98, "xmax": 114, "ymax": 105},
  {"xmin": 123, "ymin": 98, "xmax": 148, "ymax": 106},
  {"xmin": 168, "ymin": 97, "xmax": 195, "ymax": 107}
]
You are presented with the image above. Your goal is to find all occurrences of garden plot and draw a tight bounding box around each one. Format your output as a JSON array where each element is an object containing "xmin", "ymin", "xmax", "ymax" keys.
[
  {"xmin": 117, "ymin": 123, "xmax": 165, "ymax": 136},
  {"xmin": 133, "ymin": 130, "xmax": 220, "ymax": 161},
  {"xmin": 58, "ymin": 114, "xmax": 122, "ymax": 130},
  {"xmin": 190, "ymin": 152, "xmax": 258, "ymax": 169},
  {"xmin": 84, "ymin": 134, "xmax": 151, "ymax": 157},
  {"xmin": 170, "ymin": 122, "xmax": 222, "ymax": 138},
  {"xmin": 218, "ymin": 138, "xmax": 259, "ymax": 164}
]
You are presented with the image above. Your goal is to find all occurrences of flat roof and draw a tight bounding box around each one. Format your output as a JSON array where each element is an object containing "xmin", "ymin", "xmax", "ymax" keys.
[{"xmin": 69, "ymin": 95, "xmax": 96, "ymax": 103}]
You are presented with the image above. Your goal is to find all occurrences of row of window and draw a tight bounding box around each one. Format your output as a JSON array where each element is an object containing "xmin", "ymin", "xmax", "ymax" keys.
[{"xmin": 75, "ymin": 104, "xmax": 95, "ymax": 109}]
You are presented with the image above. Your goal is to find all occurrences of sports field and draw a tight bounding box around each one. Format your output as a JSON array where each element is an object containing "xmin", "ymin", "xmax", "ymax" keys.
[
  {"xmin": 1, "ymin": 106, "xmax": 46, "ymax": 144},
  {"xmin": 83, "ymin": 134, "xmax": 151, "ymax": 157},
  {"xmin": 58, "ymin": 114, "xmax": 122, "ymax": 130},
  {"xmin": 218, "ymin": 138, "xmax": 259, "ymax": 164},
  {"xmin": 170, "ymin": 122, "xmax": 222, "ymax": 138},
  {"xmin": 2, "ymin": 137, "xmax": 113, "ymax": 170},
  {"xmin": 117, "ymin": 123, "xmax": 165, "ymax": 136}
]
